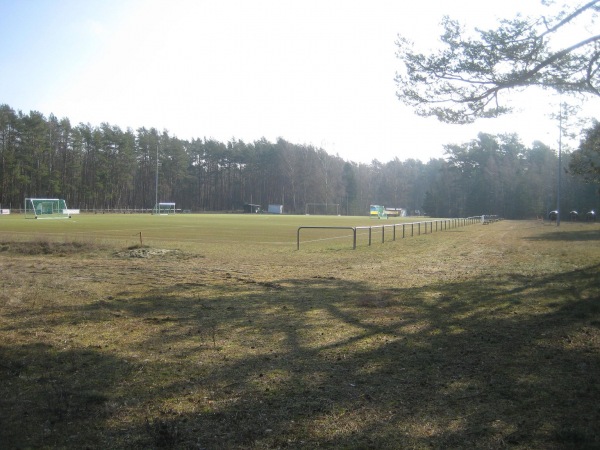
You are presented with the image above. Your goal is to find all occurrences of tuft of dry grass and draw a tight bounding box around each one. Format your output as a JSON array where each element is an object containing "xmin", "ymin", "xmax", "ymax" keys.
[
  {"xmin": 0, "ymin": 237, "xmax": 106, "ymax": 255},
  {"xmin": 0, "ymin": 219, "xmax": 599, "ymax": 448}
]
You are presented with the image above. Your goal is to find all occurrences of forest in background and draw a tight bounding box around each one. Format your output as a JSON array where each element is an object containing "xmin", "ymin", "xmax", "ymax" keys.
[{"xmin": 0, "ymin": 104, "xmax": 598, "ymax": 218}]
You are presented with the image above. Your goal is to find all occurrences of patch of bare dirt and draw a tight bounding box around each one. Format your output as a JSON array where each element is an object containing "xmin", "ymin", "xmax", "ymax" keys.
[{"xmin": 115, "ymin": 248, "xmax": 184, "ymax": 258}]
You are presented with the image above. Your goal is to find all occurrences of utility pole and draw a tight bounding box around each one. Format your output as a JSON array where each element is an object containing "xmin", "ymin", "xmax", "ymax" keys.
[
  {"xmin": 155, "ymin": 142, "xmax": 159, "ymax": 213},
  {"xmin": 557, "ymin": 102, "xmax": 563, "ymax": 227}
]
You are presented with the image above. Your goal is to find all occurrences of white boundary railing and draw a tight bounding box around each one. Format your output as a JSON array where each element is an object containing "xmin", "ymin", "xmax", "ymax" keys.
[{"xmin": 297, "ymin": 216, "xmax": 494, "ymax": 250}]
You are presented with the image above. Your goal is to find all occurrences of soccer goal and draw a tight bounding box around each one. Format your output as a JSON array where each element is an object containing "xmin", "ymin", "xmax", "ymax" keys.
[
  {"xmin": 305, "ymin": 203, "xmax": 340, "ymax": 215},
  {"xmin": 24, "ymin": 198, "xmax": 71, "ymax": 219},
  {"xmin": 152, "ymin": 202, "xmax": 176, "ymax": 215}
]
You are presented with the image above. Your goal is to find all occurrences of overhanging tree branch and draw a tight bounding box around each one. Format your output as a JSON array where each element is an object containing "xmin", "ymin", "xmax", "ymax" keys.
[
  {"xmin": 539, "ymin": 0, "xmax": 599, "ymax": 36},
  {"xmin": 469, "ymin": 34, "xmax": 600, "ymax": 103},
  {"xmin": 396, "ymin": 1, "xmax": 600, "ymax": 123}
]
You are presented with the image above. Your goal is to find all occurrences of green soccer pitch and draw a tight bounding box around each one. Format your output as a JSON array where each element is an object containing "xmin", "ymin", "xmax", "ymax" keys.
[{"xmin": 0, "ymin": 213, "xmax": 428, "ymax": 252}]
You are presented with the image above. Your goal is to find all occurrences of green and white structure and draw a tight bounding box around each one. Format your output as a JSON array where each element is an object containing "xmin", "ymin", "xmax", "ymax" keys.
[
  {"xmin": 24, "ymin": 198, "xmax": 72, "ymax": 219},
  {"xmin": 152, "ymin": 202, "xmax": 176, "ymax": 215}
]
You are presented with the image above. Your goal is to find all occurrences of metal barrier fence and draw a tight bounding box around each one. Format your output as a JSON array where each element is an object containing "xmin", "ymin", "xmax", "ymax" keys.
[{"xmin": 297, "ymin": 216, "xmax": 487, "ymax": 250}]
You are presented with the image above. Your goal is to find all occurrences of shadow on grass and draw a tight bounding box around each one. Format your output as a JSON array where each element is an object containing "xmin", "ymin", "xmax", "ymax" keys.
[
  {"xmin": 0, "ymin": 343, "xmax": 129, "ymax": 448},
  {"xmin": 1, "ymin": 264, "xmax": 599, "ymax": 448},
  {"xmin": 525, "ymin": 229, "xmax": 600, "ymax": 242}
]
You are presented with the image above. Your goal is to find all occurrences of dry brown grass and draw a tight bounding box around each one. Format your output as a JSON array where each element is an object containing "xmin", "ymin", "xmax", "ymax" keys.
[{"xmin": 0, "ymin": 220, "xmax": 599, "ymax": 449}]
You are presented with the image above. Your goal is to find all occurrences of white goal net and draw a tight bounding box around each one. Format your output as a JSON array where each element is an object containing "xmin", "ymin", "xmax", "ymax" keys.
[
  {"xmin": 152, "ymin": 202, "xmax": 176, "ymax": 215},
  {"xmin": 305, "ymin": 203, "xmax": 340, "ymax": 215},
  {"xmin": 24, "ymin": 198, "xmax": 72, "ymax": 219}
]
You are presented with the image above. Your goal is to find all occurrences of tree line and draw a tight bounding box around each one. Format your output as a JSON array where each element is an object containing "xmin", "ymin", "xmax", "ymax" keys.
[{"xmin": 0, "ymin": 104, "xmax": 597, "ymax": 218}]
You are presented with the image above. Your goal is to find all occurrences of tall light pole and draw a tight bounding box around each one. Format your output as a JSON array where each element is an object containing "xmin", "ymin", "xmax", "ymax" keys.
[
  {"xmin": 155, "ymin": 142, "xmax": 159, "ymax": 213},
  {"xmin": 556, "ymin": 102, "xmax": 563, "ymax": 227}
]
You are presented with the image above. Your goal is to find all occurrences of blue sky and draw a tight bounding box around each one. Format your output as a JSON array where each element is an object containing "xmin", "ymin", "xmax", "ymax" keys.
[{"xmin": 1, "ymin": 0, "xmax": 597, "ymax": 163}]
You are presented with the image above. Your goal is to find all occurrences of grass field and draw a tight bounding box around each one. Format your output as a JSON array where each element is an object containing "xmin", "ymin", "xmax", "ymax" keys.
[
  {"xmin": 0, "ymin": 213, "xmax": 443, "ymax": 251},
  {"xmin": 1, "ymin": 214, "xmax": 599, "ymax": 449}
]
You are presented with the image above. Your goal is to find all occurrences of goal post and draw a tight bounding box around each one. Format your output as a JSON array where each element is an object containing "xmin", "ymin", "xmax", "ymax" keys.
[
  {"xmin": 24, "ymin": 198, "xmax": 71, "ymax": 219},
  {"xmin": 152, "ymin": 202, "xmax": 176, "ymax": 215},
  {"xmin": 305, "ymin": 203, "xmax": 340, "ymax": 216}
]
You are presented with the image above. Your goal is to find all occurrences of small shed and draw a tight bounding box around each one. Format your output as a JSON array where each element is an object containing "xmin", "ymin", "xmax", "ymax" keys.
[
  {"xmin": 268, "ymin": 204, "xmax": 283, "ymax": 214},
  {"xmin": 243, "ymin": 203, "xmax": 261, "ymax": 213}
]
